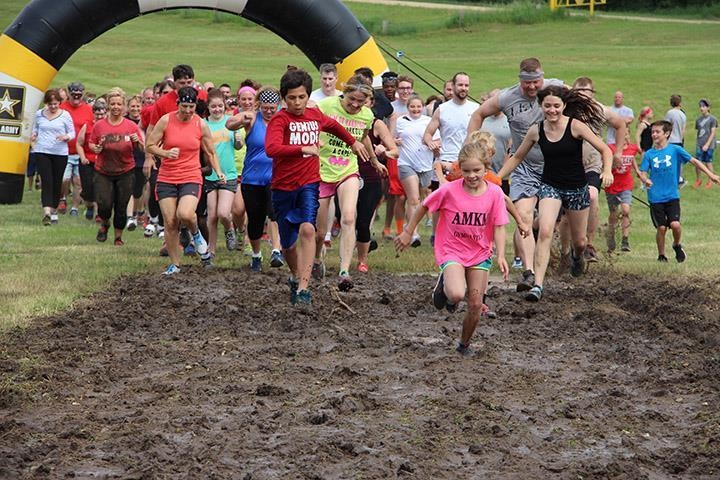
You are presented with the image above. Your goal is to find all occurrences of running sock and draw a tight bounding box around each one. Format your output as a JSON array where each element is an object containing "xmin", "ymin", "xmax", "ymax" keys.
[
  {"xmin": 395, "ymin": 219, "xmax": 403, "ymax": 235},
  {"xmin": 252, "ymin": 251, "xmax": 262, "ymax": 258}
]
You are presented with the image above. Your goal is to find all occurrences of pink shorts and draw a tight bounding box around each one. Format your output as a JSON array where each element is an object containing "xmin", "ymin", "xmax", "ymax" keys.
[{"xmin": 319, "ymin": 172, "xmax": 360, "ymax": 199}]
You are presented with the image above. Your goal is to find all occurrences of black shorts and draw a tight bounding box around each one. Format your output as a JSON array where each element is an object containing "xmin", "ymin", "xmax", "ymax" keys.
[
  {"xmin": 650, "ymin": 199, "xmax": 681, "ymax": 228},
  {"xmin": 155, "ymin": 181, "xmax": 201, "ymax": 201},
  {"xmin": 429, "ymin": 180, "xmax": 440, "ymax": 192},
  {"xmin": 585, "ymin": 171, "xmax": 601, "ymax": 190}
]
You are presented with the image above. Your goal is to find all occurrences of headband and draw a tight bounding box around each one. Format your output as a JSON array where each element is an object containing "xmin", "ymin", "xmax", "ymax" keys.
[
  {"xmin": 258, "ymin": 90, "xmax": 281, "ymax": 105},
  {"xmin": 238, "ymin": 86, "xmax": 257, "ymax": 96},
  {"xmin": 518, "ymin": 70, "xmax": 544, "ymax": 81},
  {"xmin": 178, "ymin": 92, "xmax": 197, "ymax": 104}
]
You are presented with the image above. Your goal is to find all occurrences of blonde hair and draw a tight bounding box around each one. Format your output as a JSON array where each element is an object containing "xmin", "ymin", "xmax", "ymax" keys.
[
  {"xmin": 106, "ymin": 87, "xmax": 126, "ymax": 103},
  {"xmin": 467, "ymin": 131, "xmax": 496, "ymax": 156},
  {"xmin": 457, "ymin": 141, "xmax": 492, "ymax": 168},
  {"xmin": 127, "ymin": 94, "xmax": 142, "ymax": 107}
]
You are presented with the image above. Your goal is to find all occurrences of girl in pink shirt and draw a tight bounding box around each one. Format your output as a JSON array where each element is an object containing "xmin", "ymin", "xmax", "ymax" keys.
[{"xmin": 396, "ymin": 142, "xmax": 509, "ymax": 355}]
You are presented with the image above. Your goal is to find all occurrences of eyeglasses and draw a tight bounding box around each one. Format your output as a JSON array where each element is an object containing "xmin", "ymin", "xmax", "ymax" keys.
[{"xmin": 398, "ymin": 87, "xmax": 413, "ymax": 91}]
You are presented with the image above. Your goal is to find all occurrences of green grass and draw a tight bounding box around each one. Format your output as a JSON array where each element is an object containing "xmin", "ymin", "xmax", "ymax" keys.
[{"xmin": 1, "ymin": 0, "xmax": 720, "ymax": 328}]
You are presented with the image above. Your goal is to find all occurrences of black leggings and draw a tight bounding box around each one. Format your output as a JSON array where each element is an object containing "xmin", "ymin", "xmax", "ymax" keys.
[
  {"xmin": 35, "ymin": 152, "xmax": 67, "ymax": 208},
  {"xmin": 148, "ymin": 167, "xmax": 163, "ymax": 226},
  {"xmin": 241, "ymin": 183, "xmax": 275, "ymax": 241},
  {"xmin": 131, "ymin": 167, "xmax": 147, "ymax": 199},
  {"xmin": 94, "ymin": 170, "xmax": 134, "ymax": 230},
  {"xmin": 79, "ymin": 163, "xmax": 95, "ymax": 203},
  {"xmin": 356, "ymin": 180, "xmax": 382, "ymax": 243}
]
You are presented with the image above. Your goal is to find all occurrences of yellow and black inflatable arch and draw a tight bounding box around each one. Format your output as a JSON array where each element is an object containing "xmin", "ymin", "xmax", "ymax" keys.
[{"xmin": 0, "ymin": 0, "xmax": 387, "ymax": 203}]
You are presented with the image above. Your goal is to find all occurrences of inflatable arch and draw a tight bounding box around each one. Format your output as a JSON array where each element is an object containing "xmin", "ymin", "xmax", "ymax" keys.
[{"xmin": 0, "ymin": 0, "xmax": 388, "ymax": 203}]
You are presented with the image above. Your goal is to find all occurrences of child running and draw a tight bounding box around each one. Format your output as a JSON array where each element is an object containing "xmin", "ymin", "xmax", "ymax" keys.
[
  {"xmin": 395, "ymin": 142, "xmax": 509, "ymax": 356},
  {"xmin": 606, "ymin": 131, "xmax": 641, "ymax": 252},
  {"xmin": 638, "ymin": 120, "xmax": 720, "ymax": 262},
  {"xmin": 265, "ymin": 68, "xmax": 370, "ymax": 305}
]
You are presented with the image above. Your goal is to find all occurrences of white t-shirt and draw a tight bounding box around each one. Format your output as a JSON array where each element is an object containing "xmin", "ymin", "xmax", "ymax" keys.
[
  {"xmin": 437, "ymin": 99, "xmax": 479, "ymax": 162},
  {"xmin": 310, "ymin": 88, "xmax": 341, "ymax": 103},
  {"xmin": 391, "ymin": 99, "xmax": 408, "ymax": 116},
  {"xmin": 396, "ymin": 114, "xmax": 434, "ymax": 172},
  {"xmin": 606, "ymin": 105, "xmax": 634, "ymax": 144},
  {"xmin": 665, "ymin": 108, "xmax": 687, "ymax": 144}
]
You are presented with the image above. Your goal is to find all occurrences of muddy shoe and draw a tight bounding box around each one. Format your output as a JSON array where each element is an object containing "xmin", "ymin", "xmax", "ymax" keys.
[
  {"xmin": 311, "ymin": 261, "xmax": 325, "ymax": 280},
  {"xmin": 583, "ymin": 244, "xmax": 598, "ymax": 263},
  {"xmin": 295, "ymin": 289, "xmax": 312, "ymax": 305},
  {"xmin": 288, "ymin": 277, "xmax": 299, "ymax": 304},
  {"xmin": 455, "ymin": 342, "xmax": 475, "ymax": 357},
  {"xmin": 658, "ymin": 254, "xmax": 668, "ymax": 262},
  {"xmin": 250, "ymin": 255, "xmax": 262, "ymax": 272},
  {"xmin": 225, "ymin": 229, "xmax": 237, "ymax": 251},
  {"xmin": 96, "ymin": 224, "xmax": 109, "ymax": 242},
  {"xmin": 672, "ymin": 243, "xmax": 686, "ymax": 263},
  {"xmin": 270, "ymin": 250, "xmax": 284, "ymax": 268},
  {"xmin": 446, "ymin": 302, "xmax": 457, "ymax": 314},
  {"xmin": 621, "ymin": 236, "xmax": 631, "ymax": 252},
  {"xmin": 525, "ymin": 285, "xmax": 543, "ymax": 302},
  {"xmin": 481, "ymin": 303, "xmax": 497, "ymax": 319},
  {"xmin": 42, "ymin": 214, "xmax": 51, "ymax": 226},
  {"xmin": 606, "ymin": 230, "xmax": 617, "ymax": 252},
  {"xmin": 338, "ymin": 272, "xmax": 354, "ymax": 292},
  {"xmin": 516, "ymin": 269, "xmax": 535, "ymax": 292},
  {"xmin": 570, "ymin": 251, "xmax": 585, "ymax": 277},
  {"xmin": 411, "ymin": 235, "xmax": 421, "ymax": 248},
  {"xmin": 432, "ymin": 271, "xmax": 447, "ymax": 310}
]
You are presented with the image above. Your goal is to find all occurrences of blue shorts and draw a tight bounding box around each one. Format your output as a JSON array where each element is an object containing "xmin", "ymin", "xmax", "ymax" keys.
[
  {"xmin": 272, "ymin": 182, "xmax": 319, "ymax": 249},
  {"xmin": 440, "ymin": 258, "xmax": 493, "ymax": 271},
  {"xmin": 538, "ymin": 183, "xmax": 590, "ymax": 211},
  {"xmin": 696, "ymin": 148, "xmax": 714, "ymax": 163}
]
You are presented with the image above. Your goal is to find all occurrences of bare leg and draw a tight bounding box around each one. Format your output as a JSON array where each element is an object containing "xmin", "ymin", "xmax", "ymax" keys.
[{"xmin": 533, "ymin": 198, "xmax": 563, "ymax": 287}]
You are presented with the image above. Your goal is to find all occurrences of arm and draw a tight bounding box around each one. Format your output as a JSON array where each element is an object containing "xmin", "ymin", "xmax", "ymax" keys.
[
  {"xmin": 394, "ymin": 204, "xmax": 430, "ymax": 252},
  {"xmin": 145, "ymin": 115, "xmax": 175, "ymax": 159},
  {"xmin": 201, "ymin": 122, "xmax": 225, "ymax": 182},
  {"xmin": 372, "ymin": 119, "xmax": 398, "ymax": 159},
  {"xmin": 635, "ymin": 121, "xmax": 646, "ymax": 149},
  {"xmin": 465, "ymin": 95, "xmax": 500, "ymax": 144},
  {"xmin": 130, "ymin": 123, "xmax": 144, "ymax": 152},
  {"xmin": 58, "ymin": 113, "xmax": 75, "ymax": 142},
  {"xmin": 225, "ymin": 111, "xmax": 254, "ymax": 131},
  {"xmin": 690, "ymin": 157, "xmax": 720, "ymax": 183},
  {"xmin": 143, "ymin": 122, "xmax": 157, "ymax": 177},
  {"xmin": 422, "ymin": 109, "xmax": 442, "ymax": 155},
  {"xmin": 495, "ymin": 124, "xmax": 538, "ymax": 180},
  {"xmin": 503, "ymin": 194, "xmax": 529, "ymax": 238},
  {"xmin": 76, "ymin": 124, "xmax": 89, "ymax": 164},
  {"xmin": 703, "ymin": 125, "xmax": 717, "ymax": 151},
  {"xmin": 573, "ymin": 120, "xmax": 614, "ymax": 188},
  {"xmin": 493, "ymin": 225, "xmax": 509, "ymax": 281},
  {"xmin": 388, "ymin": 112, "xmax": 399, "ymax": 138},
  {"xmin": 604, "ymin": 107, "xmax": 626, "ymax": 165}
]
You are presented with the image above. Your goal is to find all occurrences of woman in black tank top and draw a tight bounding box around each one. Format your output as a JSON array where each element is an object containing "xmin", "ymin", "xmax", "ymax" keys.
[
  {"xmin": 495, "ymin": 85, "xmax": 612, "ymax": 302},
  {"xmin": 636, "ymin": 106, "xmax": 654, "ymax": 153}
]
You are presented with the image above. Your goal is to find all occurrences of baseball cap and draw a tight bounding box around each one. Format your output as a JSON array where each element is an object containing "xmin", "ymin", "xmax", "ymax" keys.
[
  {"xmin": 68, "ymin": 82, "xmax": 85, "ymax": 93},
  {"xmin": 699, "ymin": 99, "xmax": 711, "ymax": 108}
]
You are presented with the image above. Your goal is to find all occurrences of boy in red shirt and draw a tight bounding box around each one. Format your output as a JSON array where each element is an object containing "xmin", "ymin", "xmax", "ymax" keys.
[
  {"xmin": 265, "ymin": 68, "xmax": 370, "ymax": 305},
  {"xmin": 606, "ymin": 132, "xmax": 641, "ymax": 252}
]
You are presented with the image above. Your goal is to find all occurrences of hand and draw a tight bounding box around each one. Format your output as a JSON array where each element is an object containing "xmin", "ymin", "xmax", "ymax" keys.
[
  {"xmin": 30, "ymin": 133, "xmax": 37, "ymax": 143},
  {"xmin": 643, "ymin": 177, "xmax": 653, "ymax": 188},
  {"xmin": 351, "ymin": 141, "xmax": 370, "ymax": 162},
  {"xmin": 129, "ymin": 133, "xmax": 140, "ymax": 143},
  {"xmin": 394, "ymin": 230, "xmax": 412, "ymax": 252},
  {"xmin": 427, "ymin": 139, "xmax": 441, "ymax": 155},
  {"xmin": 143, "ymin": 158, "xmax": 155, "ymax": 178},
  {"xmin": 301, "ymin": 145, "xmax": 319, "ymax": 156},
  {"xmin": 56, "ymin": 134, "xmax": 69, "ymax": 142},
  {"xmin": 374, "ymin": 144, "xmax": 386, "ymax": 157},
  {"xmin": 516, "ymin": 221, "xmax": 530, "ymax": 238},
  {"xmin": 373, "ymin": 161, "xmax": 388, "ymax": 177},
  {"xmin": 80, "ymin": 157, "xmax": 89, "ymax": 165},
  {"xmin": 712, "ymin": 174, "xmax": 720, "ymax": 185},
  {"xmin": 600, "ymin": 171, "xmax": 614, "ymax": 188},
  {"xmin": 166, "ymin": 147, "xmax": 180, "ymax": 159},
  {"xmin": 497, "ymin": 257, "xmax": 509, "ymax": 281},
  {"xmin": 703, "ymin": 145, "xmax": 709, "ymax": 152},
  {"xmin": 217, "ymin": 172, "xmax": 227, "ymax": 184}
]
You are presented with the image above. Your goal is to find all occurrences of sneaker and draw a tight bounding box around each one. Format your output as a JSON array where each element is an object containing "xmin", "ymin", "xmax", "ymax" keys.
[
  {"xmin": 481, "ymin": 303, "xmax": 497, "ymax": 319},
  {"xmin": 50, "ymin": 214, "xmax": 59, "ymax": 225},
  {"xmin": 455, "ymin": 342, "xmax": 474, "ymax": 357},
  {"xmin": 201, "ymin": 254, "xmax": 214, "ymax": 269},
  {"xmin": 705, "ymin": 180, "xmax": 713, "ymax": 189},
  {"xmin": 191, "ymin": 230, "xmax": 209, "ymax": 257},
  {"xmin": 357, "ymin": 262, "xmax": 369, "ymax": 273},
  {"xmin": 429, "ymin": 234, "xmax": 435, "ymax": 247},
  {"xmin": 672, "ymin": 244, "xmax": 686, "ymax": 263},
  {"xmin": 42, "ymin": 214, "xmax": 51, "ymax": 226},
  {"xmin": 126, "ymin": 217, "xmax": 137, "ymax": 231},
  {"xmin": 516, "ymin": 270, "xmax": 535, "ymax": 292},
  {"xmin": 114, "ymin": 238, "xmax": 124, "ymax": 246},
  {"xmin": 295, "ymin": 289, "xmax": 312, "ymax": 305},
  {"xmin": 225, "ymin": 229, "xmax": 237, "ymax": 251},
  {"xmin": 620, "ymin": 237, "xmax": 630, "ymax": 252},
  {"xmin": 235, "ymin": 228, "xmax": 246, "ymax": 250},
  {"xmin": 679, "ymin": 176, "xmax": 687, "ymax": 188},
  {"xmin": 270, "ymin": 250, "xmax": 284, "ymax": 268},
  {"xmin": 432, "ymin": 271, "xmax": 448, "ymax": 310},
  {"xmin": 525, "ymin": 285, "xmax": 543, "ymax": 302},
  {"xmin": 693, "ymin": 178, "xmax": 703, "ymax": 188},
  {"xmin": 94, "ymin": 215, "xmax": 102, "ymax": 224},
  {"xmin": 658, "ymin": 254, "xmax": 668, "ymax": 262},
  {"xmin": 57, "ymin": 199, "xmax": 67, "ymax": 214},
  {"xmin": 382, "ymin": 228, "xmax": 393, "ymax": 241},
  {"xmin": 369, "ymin": 239, "xmax": 378, "ymax": 253},
  {"xmin": 425, "ymin": 218, "xmax": 433, "ymax": 228},
  {"xmin": 96, "ymin": 224, "xmax": 109, "ymax": 242},
  {"xmin": 411, "ymin": 235, "xmax": 421, "ymax": 248},
  {"xmin": 156, "ymin": 226, "xmax": 165, "ymax": 238},
  {"xmin": 446, "ymin": 302, "xmax": 458, "ymax": 313},
  {"xmin": 250, "ymin": 255, "xmax": 262, "ymax": 272},
  {"xmin": 85, "ymin": 207, "xmax": 94, "ymax": 220},
  {"xmin": 180, "ymin": 228, "xmax": 191, "ymax": 248},
  {"xmin": 144, "ymin": 223, "xmax": 156, "ymax": 238},
  {"xmin": 338, "ymin": 272, "xmax": 354, "ymax": 292},
  {"xmin": 570, "ymin": 251, "xmax": 585, "ymax": 277},
  {"xmin": 511, "ymin": 256, "xmax": 523, "ymax": 270},
  {"xmin": 583, "ymin": 244, "xmax": 598, "ymax": 263},
  {"xmin": 162, "ymin": 264, "xmax": 181, "ymax": 276},
  {"xmin": 311, "ymin": 261, "xmax": 325, "ymax": 280},
  {"xmin": 184, "ymin": 244, "xmax": 196, "ymax": 256},
  {"xmin": 606, "ymin": 230, "xmax": 617, "ymax": 253},
  {"xmin": 69, "ymin": 207, "xmax": 79, "ymax": 217},
  {"xmin": 331, "ymin": 219, "xmax": 341, "ymax": 238},
  {"xmin": 288, "ymin": 277, "xmax": 299, "ymax": 304}
]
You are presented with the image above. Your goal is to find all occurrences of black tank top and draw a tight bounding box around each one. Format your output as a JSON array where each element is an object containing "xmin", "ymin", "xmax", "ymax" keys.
[
  {"xmin": 359, "ymin": 118, "xmax": 383, "ymax": 183},
  {"xmin": 640, "ymin": 121, "xmax": 653, "ymax": 152},
  {"xmin": 538, "ymin": 118, "xmax": 586, "ymax": 190}
]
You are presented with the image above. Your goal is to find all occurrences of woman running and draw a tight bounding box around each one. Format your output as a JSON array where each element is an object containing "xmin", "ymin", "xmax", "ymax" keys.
[
  {"xmin": 636, "ymin": 106, "xmax": 654, "ymax": 154},
  {"xmin": 124, "ymin": 94, "xmax": 148, "ymax": 231},
  {"xmin": 496, "ymin": 85, "xmax": 612, "ymax": 302},
  {"xmin": 145, "ymin": 86, "xmax": 226, "ymax": 275},
  {"xmin": 31, "ymin": 89, "xmax": 75, "ymax": 225},
  {"xmin": 76, "ymin": 98, "xmax": 107, "ymax": 222}
]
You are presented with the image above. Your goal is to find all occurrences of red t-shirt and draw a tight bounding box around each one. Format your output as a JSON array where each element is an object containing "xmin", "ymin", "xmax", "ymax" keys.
[
  {"xmin": 148, "ymin": 88, "xmax": 208, "ymax": 128},
  {"xmin": 82, "ymin": 119, "xmax": 98, "ymax": 163},
  {"xmin": 265, "ymin": 107, "xmax": 357, "ymax": 191},
  {"xmin": 157, "ymin": 113, "xmax": 204, "ymax": 185},
  {"xmin": 89, "ymin": 118, "xmax": 142, "ymax": 176},
  {"xmin": 60, "ymin": 101, "xmax": 94, "ymax": 155},
  {"xmin": 607, "ymin": 143, "xmax": 639, "ymax": 194},
  {"xmin": 140, "ymin": 104, "xmax": 154, "ymax": 131}
]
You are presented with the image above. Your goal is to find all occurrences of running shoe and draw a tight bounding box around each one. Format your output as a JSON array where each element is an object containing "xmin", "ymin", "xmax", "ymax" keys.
[
  {"xmin": 85, "ymin": 207, "xmax": 94, "ymax": 220},
  {"xmin": 511, "ymin": 256, "xmax": 523, "ymax": 270},
  {"xmin": 50, "ymin": 214, "xmax": 59, "ymax": 225},
  {"xmin": 288, "ymin": 277, "xmax": 299, "ymax": 304},
  {"xmin": 525, "ymin": 285, "xmax": 543, "ymax": 302},
  {"xmin": 235, "ymin": 228, "xmax": 246, "ymax": 250},
  {"xmin": 411, "ymin": 234, "xmax": 421, "ymax": 248},
  {"xmin": 201, "ymin": 253, "xmax": 214, "ymax": 269},
  {"xmin": 357, "ymin": 262, "xmax": 369, "ymax": 273},
  {"xmin": 570, "ymin": 251, "xmax": 585, "ymax": 277},
  {"xmin": 331, "ymin": 219, "xmax": 341, "ymax": 237},
  {"xmin": 621, "ymin": 237, "xmax": 630, "ymax": 252},
  {"xmin": 425, "ymin": 218, "xmax": 433, "ymax": 228},
  {"xmin": 162, "ymin": 264, "xmax": 181, "ymax": 276},
  {"xmin": 96, "ymin": 224, "xmax": 109, "ymax": 242},
  {"xmin": 516, "ymin": 270, "xmax": 535, "ymax": 292},
  {"xmin": 658, "ymin": 254, "xmax": 668, "ymax": 262},
  {"xmin": 180, "ymin": 228, "xmax": 191, "ymax": 248},
  {"xmin": 432, "ymin": 271, "xmax": 447, "ymax": 310},
  {"xmin": 583, "ymin": 244, "xmax": 598, "ymax": 263},
  {"xmin": 191, "ymin": 230, "xmax": 209, "ymax": 257},
  {"xmin": 250, "ymin": 255, "xmax": 262, "ymax": 272},
  {"xmin": 57, "ymin": 199, "xmax": 67, "ymax": 214},
  {"xmin": 184, "ymin": 244, "xmax": 196, "ymax": 256},
  {"xmin": 446, "ymin": 302, "xmax": 458, "ymax": 313},
  {"xmin": 672, "ymin": 243, "xmax": 686, "ymax": 263},
  {"xmin": 144, "ymin": 223, "xmax": 156, "ymax": 238},
  {"xmin": 606, "ymin": 230, "xmax": 617, "ymax": 253},
  {"xmin": 455, "ymin": 342, "xmax": 474, "ymax": 357},
  {"xmin": 382, "ymin": 228, "xmax": 393, "ymax": 240},
  {"xmin": 679, "ymin": 176, "xmax": 687, "ymax": 189},
  {"xmin": 126, "ymin": 217, "xmax": 137, "ymax": 231},
  {"xmin": 270, "ymin": 250, "xmax": 284, "ymax": 268},
  {"xmin": 157, "ymin": 226, "xmax": 165, "ymax": 238},
  {"xmin": 369, "ymin": 239, "xmax": 378, "ymax": 252},
  {"xmin": 311, "ymin": 261, "xmax": 325, "ymax": 280},
  {"xmin": 225, "ymin": 229, "xmax": 237, "ymax": 251},
  {"xmin": 338, "ymin": 271, "xmax": 354, "ymax": 292},
  {"xmin": 481, "ymin": 303, "xmax": 497, "ymax": 319},
  {"xmin": 114, "ymin": 238, "xmax": 124, "ymax": 246},
  {"xmin": 705, "ymin": 180, "xmax": 713, "ymax": 189},
  {"xmin": 69, "ymin": 207, "xmax": 79, "ymax": 217},
  {"xmin": 693, "ymin": 179, "xmax": 703, "ymax": 188},
  {"xmin": 42, "ymin": 214, "xmax": 51, "ymax": 226},
  {"xmin": 295, "ymin": 289, "xmax": 312, "ymax": 305}
]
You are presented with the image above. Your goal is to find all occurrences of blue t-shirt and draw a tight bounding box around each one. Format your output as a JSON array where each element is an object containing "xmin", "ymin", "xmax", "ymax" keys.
[
  {"xmin": 241, "ymin": 112, "xmax": 273, "ymax": 186},
  {"xmin": 640, "ymin": 143, "xmax": 691, "ymax": 203}
]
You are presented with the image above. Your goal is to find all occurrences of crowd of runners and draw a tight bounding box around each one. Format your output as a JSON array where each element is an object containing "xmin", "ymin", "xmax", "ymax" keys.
[{"xmin": 27, "ymin": 58, "xmax": 718, "ymax": 355}]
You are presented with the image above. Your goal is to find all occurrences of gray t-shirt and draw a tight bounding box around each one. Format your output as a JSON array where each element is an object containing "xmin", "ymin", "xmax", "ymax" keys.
[
  {"xmin": 481, "ymin": 113, "xmax": 511, "ymax": 176},
  {"xmin": 606, "ymin": 105, "xmax": 633, "ymax": 145},
  {"xmin": 497, "ymin": 78, "xmax": 563, "ymax": 175},
  {"xmin": 696, "ymin": 114, "xmax": 718, "ymax": 149},
  {"xmin": 665, "ymin": 108, "xmax": 686, "ymax": 144}
]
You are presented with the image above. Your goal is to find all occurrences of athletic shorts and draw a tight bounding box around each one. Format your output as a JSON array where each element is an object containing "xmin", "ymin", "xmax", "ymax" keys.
[
  {"xmin": 585, "ymin": 171, "xmax": 601, "ymax": 190},
  {"xmin": 63, "ymin": 154, "xmax": 80, "ymax": 180},
  {"xmin": 272, "ymin": 182, "xmax": 319, "ymax": 249},
  {"xmin": 606, "ymin": 190, "xmax": 633, "ymax": 208},
  {"xmin": 398, "ymin": 164, "xmax": 432, "ymax": 188},
  {"xmin": 440, "ymin": 257, "xmax": 493, "ymax": 271},
  {"xmin": 696, "ymin": 148, "xmax": 714, "ymax": 163},
  {"xmin": 509, "ymin": 163, "xmax": 542, "ymax": 202},
  {"xmin": 319, "ymin": 172, "xmax": 360, "ymax": 199},
  {"xmin": 386, "ymin": 157, "xmax": 405, "ymax": 196},
  {"xmin": 156, "ymin": 181, "xmax": 201, "ymax": 201},
  {"xmin": 538, "ymin": 183, "xmax": 590, "ymax": 211},
  {"xmin": 204, "ymin": 178, "xmax": 238, "ymax": 193},
  {"xmin": 650, "ymin": 199, "xmax": 681, "ymax": 228}
]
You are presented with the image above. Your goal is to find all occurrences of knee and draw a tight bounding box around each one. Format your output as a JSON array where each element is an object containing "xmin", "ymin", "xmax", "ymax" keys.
[
  {"xmin": 340, "ymin": 212, "xmax": 356, "ymax": 228},
  {"xmin": 299, "ymin": 223, "xmax": 315, "ymax": 239},
  {"xmin": 538, "ymin": 224, "xmax": 554, "ymax": 241},
  {"xmin": 176, "ymin": 209, "xmax": 194, "ymax": 225},
  {"xmin": 657, "ymin": 226, "xmax": 667, "ymax": 234},
  {"xmin": 670, "ymin": 221, "xmax": 681, "ymax": 230},
  {"xmin": 445, "ymin": 285, "xmax": 465, "ymax": 305}
]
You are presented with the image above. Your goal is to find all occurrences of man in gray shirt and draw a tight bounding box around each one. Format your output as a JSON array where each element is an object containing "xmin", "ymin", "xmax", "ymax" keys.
[{"xmin": 665, "ymin": 93, "xmax": 687, "ymax": 186}]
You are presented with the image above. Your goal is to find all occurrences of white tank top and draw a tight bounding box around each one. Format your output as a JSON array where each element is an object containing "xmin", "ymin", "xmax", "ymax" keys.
[{"xmin": 437, "ymin": 99, "xmax": 479, "ymax": 162}]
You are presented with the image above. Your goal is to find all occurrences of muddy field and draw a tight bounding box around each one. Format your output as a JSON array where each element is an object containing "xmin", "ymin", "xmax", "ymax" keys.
[{"xmin": 1, "ymin": 266, "xmax": 719, "ymax": 479}]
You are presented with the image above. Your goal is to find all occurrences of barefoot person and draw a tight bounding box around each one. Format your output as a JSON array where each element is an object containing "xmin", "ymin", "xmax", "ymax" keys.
[{"xmin": 396, "ymin": 142, "xmax": 509, "ymax": 356}]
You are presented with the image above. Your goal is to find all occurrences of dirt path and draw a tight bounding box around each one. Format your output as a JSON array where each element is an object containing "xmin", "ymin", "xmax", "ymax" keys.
[{"xmin": 1, "ymin": 266, "xmax": 719, "ymax": 478}]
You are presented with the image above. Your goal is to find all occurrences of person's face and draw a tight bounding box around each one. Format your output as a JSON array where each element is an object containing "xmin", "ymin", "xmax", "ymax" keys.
[
  {"xmin": 58, "ymin": 90, "xmax": 68, "ymax": 102},
  {"xmin": 93, "ymin": 107, "xmax": 107, "ymax": 120},
  {"xmin": 700, "ymin": 105, "xmax": 710, "ymax": 115},
  {"xmin": 382, "ymin": 80, "xmax": 397, "ymax": 101},
  {"xmin": 520, "ymin": 74, "xmax": 544, "ymax": 98},
  {"xmin": 208, "ymin": 98, "xmax": 225, "ymax": 119},
  {"xmin": 174, "ymin": 76, "xmax": 194, "ymax": 90},
  {"xmin": 177, "ymin": 102, "xmax": 197, "ymax": 120},
  {"xmin": 108, "ymin": 96, "xmax": 124, "ymax": 117},
  {"xmin": 651, "ymin": 125, "xmax": 669, "ymax": 145},
  {"xmin": 541, "ymin": 94, "xmax": 564, "ymax": 121},
  {"xmin": 397, "ymin": 81, "xmax": 413, "ymax": 101},
  {"xmin": 284, "ymin": 86, "xmax": 309, "ymax": 115},
  {"xmin": 219, "ymin": 86, "xmax": 232, "ymax": 99},
  {"xmin": 407, "ymin": 98, "xmax": 424, "ymax": 118},
  {"xmin": 614, "ymin": 91, "xmax": 624, "ymax": 107},
  {"xmin": 453, "ymin": 75, "xmax": 470, "ymax": 101},
  {"xmin": 259, "ymin": 102, "xmax": 278, "ymax": 122},
  {"xmin": 321, "ymin": 72, "xmax": 337, "ymax": 92},
  {"xmin": 69, "ymin": 90, "xmax": 83, "ymax": 106},
  {"xmin": 238, "ymin": 91, "xmax": 255, "ymax": 111},
  {"xmin": 46, "ymin": 99, "xmax": 60, "ymax": 112},
  {"xmin": 444, "ymin": 82, "xmax": 454, "ymax": 101},
  {"xmin": 574, "ymin": 84, "xmax": 595, "ymax": 100},
  {"xmin": 142, "ymin": 90, "xmax": 155, "ymax": 106},
  {"xmin": 342, "ymin": 90, "xmax": 369, "ymax": 115},
  {"xmin": 128, "ymin": 99, "xmax": 142, "ymax": 118},
  {"xmin": 460, "ymin": 157, "xmax": 486, "ymax": 188}
]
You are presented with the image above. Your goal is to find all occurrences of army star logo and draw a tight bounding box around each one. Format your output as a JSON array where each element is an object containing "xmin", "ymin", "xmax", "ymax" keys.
[{"xmin": 0, "ymin": 89, "xmax": 20, "ymax": 118}]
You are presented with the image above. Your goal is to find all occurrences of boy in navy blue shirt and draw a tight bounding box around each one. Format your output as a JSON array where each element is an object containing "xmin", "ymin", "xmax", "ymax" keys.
[{"xmin": 638, "ymin": 120, "xmax": 720, "ymax": 262}]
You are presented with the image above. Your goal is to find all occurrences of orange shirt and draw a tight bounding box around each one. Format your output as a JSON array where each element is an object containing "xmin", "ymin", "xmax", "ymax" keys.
[
  {"xmin": 445, "ymin": 163, "xmax": 502, "ymax": 186},
  {"xmin": 157, "ymin": 113, "xmax": 203, "ymax": 185}
]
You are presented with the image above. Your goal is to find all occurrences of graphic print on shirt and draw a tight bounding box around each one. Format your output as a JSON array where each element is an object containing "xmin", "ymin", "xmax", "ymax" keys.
[{"xmin": 288, "ymin": 121, "xmax": 319, "ymax": 145}]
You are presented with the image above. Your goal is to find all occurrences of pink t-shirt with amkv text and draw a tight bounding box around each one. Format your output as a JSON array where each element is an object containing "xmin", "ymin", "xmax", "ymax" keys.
[{"xmin": 423, "ymin": 179, "xmax": 508, "ymax": 267}]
